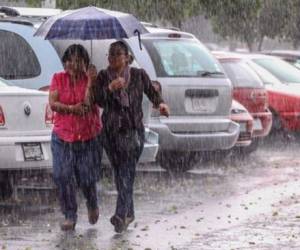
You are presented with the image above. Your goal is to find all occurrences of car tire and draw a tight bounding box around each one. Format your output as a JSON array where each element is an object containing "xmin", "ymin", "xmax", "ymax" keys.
[
  {"xmin": 238, "ymin": 138, "xmax": 260, "ymax": 155},
  {"xmin": 0, "ymin": 171, "xmax": 13, "ymax": 201},
  {"xmin": 157, "ymin": 151, "xmax": 198, "ymax": 172},
  {"xmin": 270, "ymin": 110, "xmax": 283, "ymax": 135}
]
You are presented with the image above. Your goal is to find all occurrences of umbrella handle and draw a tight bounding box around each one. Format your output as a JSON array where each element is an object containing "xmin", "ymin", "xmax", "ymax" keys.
[{"xmin": 134, "ymin": 29, "xmax": 142, "ymax": 50}]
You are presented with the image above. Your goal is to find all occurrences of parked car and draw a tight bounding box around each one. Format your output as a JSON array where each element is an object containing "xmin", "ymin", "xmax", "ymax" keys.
[
  {"xmin": 138, "ymin": 27, "xmax": 240, "ymax": 171},
  {"xmin": 214, "ymin": 52, "xmax": 272, "ymax": 152},
  {"xmin": 0, "ymin": 12, "xmax": 159, "ymax": 166},
  {"xmin": 0, "ymin": 77, "xmax": 51, "ymax": 199},
  {"xmin": 244, "ymin": 59, "xmax": 300, "ymax": 133},
  {"xmin": 230, "ymin": 100, "xmax": 253, "ymax": 148},
  {"xmin": 262, "ymin": 50, "xmax": 300, "ymax": 69},
  {"xmin": 244, "ymin": 54, "xmax": 300, "ymax": 85}
]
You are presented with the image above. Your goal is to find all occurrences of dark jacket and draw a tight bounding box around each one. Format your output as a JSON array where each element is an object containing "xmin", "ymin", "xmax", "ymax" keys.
[{"xmin": 91, "ymin": 67, "xmax": 164, "ymax": 133}]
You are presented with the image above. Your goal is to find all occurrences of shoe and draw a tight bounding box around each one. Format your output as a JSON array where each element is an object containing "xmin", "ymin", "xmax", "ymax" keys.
[
  {"xmin": 60, "ymin": 219, "xmax": 76, "ymax": 231},
  {"xmin": 88, "ymin": 207, "xmax": 99, "ymax": 225},
  {"xmin": 124, "ymin": 216, "xmax": 135, "ymax": 229},
  {"xmin": 110, "ymin": 215, "xmax": 125, "ymax": 233}
]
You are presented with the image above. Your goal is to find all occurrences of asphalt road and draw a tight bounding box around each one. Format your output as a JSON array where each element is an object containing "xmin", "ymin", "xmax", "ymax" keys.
[{"xmin": 1, "ymin": 137, "xmax": 300, "ymax": 250}]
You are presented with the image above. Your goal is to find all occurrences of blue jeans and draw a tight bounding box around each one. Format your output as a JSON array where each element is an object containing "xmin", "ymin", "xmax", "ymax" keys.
[
  {"xmin": 51, "ymin": 132, "xmax": 103, "ymax": 222},
  {"xmin": 103, "ymin": 129, "xmax": 144, "ymax": 220}
]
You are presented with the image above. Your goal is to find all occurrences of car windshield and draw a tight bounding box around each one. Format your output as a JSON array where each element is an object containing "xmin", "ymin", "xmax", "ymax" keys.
[
  {"xmin": 142, "ymin": 39, "xmax": 223, "ymax": 77},
  {"xmin": 253, "ymin": 57, "xmax": 300, "ymax": 83},
  {"xmin": 221, "ymin": 61, "xmax": 263, "ymax": 88}
]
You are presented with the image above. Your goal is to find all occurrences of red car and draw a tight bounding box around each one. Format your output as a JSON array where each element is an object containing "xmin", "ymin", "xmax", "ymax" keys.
[
  {"xmin": 213, "ymin": 52, "xmax": 272, "ymax": 151},
  {"xmin": 240, "ymin": 55, "xmax": 300, "ymax": 133}
]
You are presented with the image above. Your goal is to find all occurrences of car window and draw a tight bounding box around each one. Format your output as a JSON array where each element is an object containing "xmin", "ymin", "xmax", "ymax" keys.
[
  {"xmin": 0, "ymin": 30, "xmax": 41, "ymax": 80},
  {"xmin": 221, "ymin": 61, "xmax": 263, "ymax": 88},
  {"xmin": 142, "ymin": 39, "xmax": 222, "ymax": 77},
  {"xmin": 246, "ymin": 61, "xmax": 282, "ymax": 85},
  {"xmin": 253, "ymin": 57, "xmax": 300, "ymax": 83}
]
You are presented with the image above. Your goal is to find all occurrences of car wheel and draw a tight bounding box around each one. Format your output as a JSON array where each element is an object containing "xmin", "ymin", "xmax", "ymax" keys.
[
  {"xmin": 0, "ymin": 171, "xmax": 13, "ymax": 201},
  {"xmin": 157, "ymin": 151, "xmax": 198, "ymax": 172},
  {"xmin": 238, "ymin": 138, "xmax": 260, "ymax": 155},
  {"xmin": 271, "ymin": 111, "xmax": 283, "ymax": 135}
]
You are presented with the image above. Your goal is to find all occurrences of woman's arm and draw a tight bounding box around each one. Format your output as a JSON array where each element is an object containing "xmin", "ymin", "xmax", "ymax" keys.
[
  {"xmin": 49, "ymin": 90, "xmax": 87, "ymax": 115},
  {"xmin": 85, "ymin": 70, "xmax": 117, "ymax": 108},
  {"xmin": 141, "ymin": 69, "xmax": 170, "ymax": 117}
]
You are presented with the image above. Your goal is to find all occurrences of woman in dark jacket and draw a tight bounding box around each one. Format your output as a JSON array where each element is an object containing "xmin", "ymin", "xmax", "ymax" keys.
[{"xmin": 86, "ymin": 41, "xmax": 169, "ymax": 233}]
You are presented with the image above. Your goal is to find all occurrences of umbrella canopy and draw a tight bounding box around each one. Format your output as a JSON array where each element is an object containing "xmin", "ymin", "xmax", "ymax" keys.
[{"xmin": 34, "ymin": 6, "xmax": 148, "ymax": 40}]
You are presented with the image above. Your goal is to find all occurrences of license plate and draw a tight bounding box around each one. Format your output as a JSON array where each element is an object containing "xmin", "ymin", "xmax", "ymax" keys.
[
  {"xmin": 253, "ymin": 119, "xmax": 263, "ymax": 130},
  {"xmin": 192, "ymin": 97, "xmax": 212, "ymax": 112},
  {"xmin": 21, "ymin": 142, "xmax": 44, "ymax": 161},
  {"xmin": 239, "ymin": 122, "xmax": 247, "ymax": 132}
]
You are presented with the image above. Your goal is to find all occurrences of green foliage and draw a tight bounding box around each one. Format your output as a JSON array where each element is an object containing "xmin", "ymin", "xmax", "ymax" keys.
[
  {"xmin": 56, "ymin": 0, "xmax": 203, "ymax": 28},
  {"xmin": 26, "ymin": 0, "xmax": 42, "ymax": 7},
  {"xmin": 200, "ymin": 0, "xmax": 289, "ymax": 51}
]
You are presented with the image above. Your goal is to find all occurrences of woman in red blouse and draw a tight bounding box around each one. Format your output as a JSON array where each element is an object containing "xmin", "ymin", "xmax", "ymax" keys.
[{"xmin": 49, "ymin": 44, "xmax": 102, "ymax": 231}]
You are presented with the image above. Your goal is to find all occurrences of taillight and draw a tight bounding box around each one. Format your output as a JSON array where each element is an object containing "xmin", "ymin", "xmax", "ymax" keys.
[
  {"xmin": 0, "ymin": 106, "xmax": 5, "ymax": 126},
  {"xmin": 45, "ymin": 104, "xmax": 54, "ymax": 126}
]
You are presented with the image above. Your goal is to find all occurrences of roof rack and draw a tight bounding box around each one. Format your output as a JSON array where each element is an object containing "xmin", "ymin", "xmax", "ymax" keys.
[{"xmin": 0, "ymin": 6, "xmax": 20, "ymax": 16}]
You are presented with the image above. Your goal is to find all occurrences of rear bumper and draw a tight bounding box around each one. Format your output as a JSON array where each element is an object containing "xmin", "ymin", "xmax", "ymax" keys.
[
  {"xmin": 1, "ymin": 129, "xmax": 159, "ymax": 170},
  {"xmin": 252, "ymin": 110, "xmax": 272, "ymax": 137},
  {"xmin": 149, "ymin": 117, "xmax": 239, "ymax": 152},
  {"xmin": 280, "ymin": 111, "xmax": 300, "ymax": 131},
  {"xmin": 0, "ymin": 135, "xmax": 52, "ymax": 170}
]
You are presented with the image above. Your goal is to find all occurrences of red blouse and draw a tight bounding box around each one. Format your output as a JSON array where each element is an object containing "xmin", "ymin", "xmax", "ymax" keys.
[{"xmin": 50, "ymin": 71, "xmax": 102, "ymax": 142}]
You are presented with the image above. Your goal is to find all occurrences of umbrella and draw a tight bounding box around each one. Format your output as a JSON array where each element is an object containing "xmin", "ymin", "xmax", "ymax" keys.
[{"xmin": 34, "ymin": 6, "xmax": 148, "ymax": 50}]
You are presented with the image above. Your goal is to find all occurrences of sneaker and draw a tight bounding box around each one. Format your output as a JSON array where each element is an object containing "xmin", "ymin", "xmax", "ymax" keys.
[
  {"xmin": 110, "ymin": 215, "xmax": 125, "ymax": 233},
  {"xmin": 88, "ymin": 207, "xmax": 99, "ymax": 225},
  {"xmin": 60, "ymin": 219, "xmax": 76, "ymax": 231}
]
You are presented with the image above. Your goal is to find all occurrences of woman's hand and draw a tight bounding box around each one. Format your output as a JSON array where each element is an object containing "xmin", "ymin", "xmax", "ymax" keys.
[
  {"xmin": 108, "ymin": 77, "xmax": 125, "ymax": 92},
  {"xmin": 70, "ymin": 103, "xmax": 90, "ymax": 116},
  {"xmin": 87, "ymin": 64, "xmax": 97, "ymax": 87},
  {"xmin": 159, "ymin": 103, "xmax": 170, "ymax": 117}
]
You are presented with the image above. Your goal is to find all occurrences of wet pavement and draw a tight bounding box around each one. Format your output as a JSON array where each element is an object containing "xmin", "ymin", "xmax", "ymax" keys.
[{"xmin": 1, "ymin": 137, "xmax": 300, "ymax": 250}]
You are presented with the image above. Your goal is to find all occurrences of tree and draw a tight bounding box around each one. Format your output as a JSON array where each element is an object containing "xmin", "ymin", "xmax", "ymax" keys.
[
  {"xmin": 284, "ymin": 0, "xmax": 300, "ymax": 49},
  {"xmin": 56, "ymin": 0, "xmax": 203, "ymax": 29},
  {"xmin": 200, "ymin": 0, "xmax": 289, "ymax": 51}
]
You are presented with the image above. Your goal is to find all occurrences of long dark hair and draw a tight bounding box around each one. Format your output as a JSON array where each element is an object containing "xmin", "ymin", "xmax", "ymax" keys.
[{"xmin": 62, "ymin": 44, "xmax": 90, "ymax": 68}]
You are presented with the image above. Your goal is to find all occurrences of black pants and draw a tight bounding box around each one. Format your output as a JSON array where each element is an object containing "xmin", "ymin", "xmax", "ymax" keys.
[{"xmin": 103, "ymin": 129, "xmax": 144, "ymax": 220}]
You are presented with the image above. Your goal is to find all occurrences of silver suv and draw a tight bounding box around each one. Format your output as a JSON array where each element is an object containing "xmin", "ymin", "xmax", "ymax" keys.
[{"xmin": 128, "ymin": 27, "xmax": 239, "ymax": 171}]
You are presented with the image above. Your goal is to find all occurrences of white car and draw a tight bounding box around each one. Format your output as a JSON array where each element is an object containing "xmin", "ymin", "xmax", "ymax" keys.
[{"xmin": 0, "ymin": 77, "xmax": 52, "ymax": 198}]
